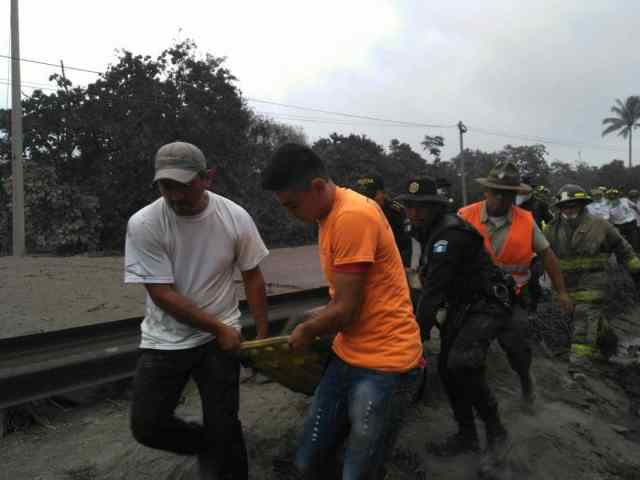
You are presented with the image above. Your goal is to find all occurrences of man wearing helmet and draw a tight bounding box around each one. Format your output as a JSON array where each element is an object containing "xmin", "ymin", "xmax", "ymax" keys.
[{"xmin": 544, "ymin": 184, "xmax": 640, "ymax": 358}]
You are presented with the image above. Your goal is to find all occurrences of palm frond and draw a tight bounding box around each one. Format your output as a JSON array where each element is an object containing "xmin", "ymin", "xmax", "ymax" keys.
[
  {"xmin": 602, "ymin": 120, "xmax": 625, "ymax": 137},
  {"xmin": 602, "ymin": 117, "xmax": 624, "ymax": 126}
]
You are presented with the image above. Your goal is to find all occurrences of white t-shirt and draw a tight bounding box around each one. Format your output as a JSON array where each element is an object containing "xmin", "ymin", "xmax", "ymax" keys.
[
  {"xmin": 587, "ymin": 200, "xmax": 610, "ymax": 221},
  {"xmin": 608, "ymin": 198, "xmax": 636, "ymax": 225},
  {"xmin": 627, "ymin": 199, "xmax": 640, "ymax": 224},
  {"xmin": 124, "ymin": 191, "xmax": 269, "ymax": 350}
]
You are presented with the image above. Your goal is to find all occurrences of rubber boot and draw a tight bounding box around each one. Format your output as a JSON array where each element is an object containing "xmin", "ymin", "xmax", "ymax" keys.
[
  {"xmin": 521, "ymin": 373, "xmax": 537, "ymax": 414},
  {"xmin": 478, "ymin": 415, "xmax": 510, "ymax": 478},
  {"xmin": 427, "ymin": 424, "xmax": 480, "ymax": 456}
]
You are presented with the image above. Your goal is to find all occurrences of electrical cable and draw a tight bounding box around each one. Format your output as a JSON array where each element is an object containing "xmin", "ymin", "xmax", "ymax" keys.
[{"xmin": 0, "ymin": 54, "xmax": 631, "ymax": 155}]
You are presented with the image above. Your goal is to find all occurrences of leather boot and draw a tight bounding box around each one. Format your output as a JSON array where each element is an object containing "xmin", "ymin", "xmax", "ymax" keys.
[{"xmin": 427, "ymin": 424, "xmax": 479, "ymax": 456}]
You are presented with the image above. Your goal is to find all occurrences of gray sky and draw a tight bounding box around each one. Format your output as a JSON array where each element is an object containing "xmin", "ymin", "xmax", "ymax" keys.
[{"xmin": 1, "ymin": 0, "xmax": 638, "ymax": 166}]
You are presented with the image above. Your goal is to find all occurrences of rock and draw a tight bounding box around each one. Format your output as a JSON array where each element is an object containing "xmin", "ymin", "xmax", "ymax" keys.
[
  {"xmin": 610, "ymin": 424, "xmax": 630, "ymax": 434},
  {"xmin": 572, "ymin": 373, "xmax": 588, "ymax": 383}
]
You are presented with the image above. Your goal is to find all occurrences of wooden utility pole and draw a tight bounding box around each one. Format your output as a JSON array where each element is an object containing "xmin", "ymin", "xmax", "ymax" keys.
[
  {"xmin": 10, "ymin": 0, "xmax": 25, "ymax": 256},
  {"xmin": 458, "ymin": 121, "xmax": 468, "ymax": 205}
]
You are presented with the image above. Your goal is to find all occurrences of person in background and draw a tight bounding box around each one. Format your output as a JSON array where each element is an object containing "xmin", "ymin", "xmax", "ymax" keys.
[
  {"xmin": 544, "ymin": 184, "xmax": 640, "ymax": 359},
  {"xmin": 459, "ymin": 161, "xmax": 573, "ymax": 408},
  {"xmin": 626, "ymin": 189, "xmax": 640, "ymax": 226},
  {"xmin": 518, "ymin": 176, "xmax": 554, "ymax": 229},
  {"xmin": 263, "ymin": 143, "xmax": 423, "ymax": 479},
  {"xmin": 518, "ymin": 177, "xmax": 555, "ymax": 307},
  {"xmin": 125, "ymin": 141, "xmax": 269, "ymax": 480},
  {"xmin": 354, "ymin": 174, "xmax": 412, "ymax": 266},
  {"xmin": 436, "ymin": 177, "xmax": 457, "ymax": 211},
  {"xmin": 607, "ymin": 188, "xmax": 639, "ymax": 251},
  {"xmin": 587, "ymin": 188, "xmax": 610, "ymax": 221}
]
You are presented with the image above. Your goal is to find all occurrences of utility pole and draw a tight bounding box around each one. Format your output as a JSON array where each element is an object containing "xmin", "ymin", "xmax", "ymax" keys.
[
  {"xmin": 458, "ymin": 121, "xmax": 468, "ymax": 205},
  {"xmin": 11, "ymin": 0, "xmax": 25, "ymax": 256}
]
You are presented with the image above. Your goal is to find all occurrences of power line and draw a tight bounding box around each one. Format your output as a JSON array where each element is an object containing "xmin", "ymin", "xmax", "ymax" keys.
[
  {"xmin": 0, "ymin": 80, "xmax": 58, "ymax": 92},
  {"xmin": 0, "ymin": 54, "xmax": 630, "ymax": 154},
  {"xmin": 0, "ymin": 77, "xmax": 57, "ymax": 89},
  {"xmin": 0, "ymin": 54, "xmax": 101, "ymax": 75},
  {"xmin": 255, "ymin": 110, "xmax": 437, "ymax": 128},
  {"xmin": 467, "ymin": 125, "xmax": 625, "ymax": 153},
  {"xmin": 247, "ymin": 97, "xmax": 457, "ymax": 129}
]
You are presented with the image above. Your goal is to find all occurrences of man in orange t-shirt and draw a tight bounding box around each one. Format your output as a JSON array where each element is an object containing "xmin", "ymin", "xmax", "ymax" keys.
[{"xmin": 262, "ymin": 143, "xmax": 423, "ymax": 479}]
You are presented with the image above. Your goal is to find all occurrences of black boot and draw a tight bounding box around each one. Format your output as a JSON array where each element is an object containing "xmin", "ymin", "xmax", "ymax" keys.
[
  {"xmin": 486, "ymin": 418, "xmax": 508, "ymax": 452},
  {"xmin": 479, "ymin": 415, "xmax": 510, "ymax": 478},
  {"xmin": 427, "ymin": 424, "xmax": 480, "ymax": 456}
]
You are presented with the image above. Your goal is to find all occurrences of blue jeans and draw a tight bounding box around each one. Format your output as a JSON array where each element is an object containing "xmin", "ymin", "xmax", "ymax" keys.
[{"xmin": 294, "ymin": 354, "xmax": 421, "ymax": 479}]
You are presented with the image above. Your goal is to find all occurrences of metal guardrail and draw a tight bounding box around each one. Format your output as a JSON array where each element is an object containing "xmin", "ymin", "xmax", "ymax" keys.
[{"xmin": 0, "ymin": 287, "xmax": 329, "ymax": 410}]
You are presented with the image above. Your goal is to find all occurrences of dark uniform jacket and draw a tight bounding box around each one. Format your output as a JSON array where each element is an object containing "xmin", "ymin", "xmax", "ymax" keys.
[
  {"xmin": 415, "ymin": 213, "xmax": 509, "ymax": 337},
  {"xmin": 520, "ymin": 197, "xmax": 553, "ymax": 228},
  {"xmin": 382, "ymin": 198, "xmax": 411, "ymax": 266}
]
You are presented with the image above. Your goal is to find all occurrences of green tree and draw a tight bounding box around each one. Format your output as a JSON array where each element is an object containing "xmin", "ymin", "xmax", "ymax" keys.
[
  {"xmin": 602, "ymin": 96, "xmax": 640, "ymax": 168},
  {"xmin": 498, "ymin": 144, "xmax": 551, "ymax": 186},
  {"xmin": 387, "ymin": 139, "xmax": 427, "ymax": 191},
  {"xmin": 421, "ymin": 135, "xmax": 445, "ymax": 164},
  {"xmin": 312, "ymin": 133, "xmax": 386, "ymax": 188}
]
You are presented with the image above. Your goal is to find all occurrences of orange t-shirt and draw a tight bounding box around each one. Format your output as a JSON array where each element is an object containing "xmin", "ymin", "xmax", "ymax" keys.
[{"xmin": 319, "ymin": 187, "xmax": 422, "ymax": 372}]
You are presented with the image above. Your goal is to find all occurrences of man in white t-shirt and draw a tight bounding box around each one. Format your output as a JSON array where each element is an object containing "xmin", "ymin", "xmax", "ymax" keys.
[
  {"xmin": 586, "ymin": 188, "xmax": 610, "ymax": 221},
  {"xmin": 607, "ymin": 188, "xmax": 639, "ymax": 251},
  {"xmin": 124, "ymin": 141, "xmax": 269, "ymax": 480}
]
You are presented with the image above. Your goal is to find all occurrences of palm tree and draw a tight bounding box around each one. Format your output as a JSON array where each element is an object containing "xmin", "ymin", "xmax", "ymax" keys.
[{"xmin": 602, "ymin": 96, "xmax": 640, "ymax": 168}]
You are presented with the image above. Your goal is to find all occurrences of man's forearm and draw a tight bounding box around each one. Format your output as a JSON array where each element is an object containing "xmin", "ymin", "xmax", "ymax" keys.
[
  {"xmin": 148, "ymin": 287, "xmax": 227, "ymax": 335},
  {"xmin": 244, "ymin": 276, "xmax": 269, "ymax": 338},
  {"xmin": 541, "ymin": 248, "xmax": 568, "ymax": 295},
  {"xmin": 303, "ymin": 301, "xmax": 353, "ymax": 338}
]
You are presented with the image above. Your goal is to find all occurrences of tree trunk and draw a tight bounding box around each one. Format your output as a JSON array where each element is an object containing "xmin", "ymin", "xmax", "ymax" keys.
[{"xmin": 630, "ymin": 128, "xmax": 633, "ymax": 169}]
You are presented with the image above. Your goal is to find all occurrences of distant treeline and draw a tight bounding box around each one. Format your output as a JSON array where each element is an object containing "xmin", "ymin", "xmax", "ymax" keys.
[{"xmin": 1, "ymin": 41, "xmax": 638, "ymax": 254}]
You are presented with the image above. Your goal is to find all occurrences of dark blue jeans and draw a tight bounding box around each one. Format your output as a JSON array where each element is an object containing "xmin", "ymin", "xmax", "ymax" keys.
[
  {"xmin": 130, "ymin": 340, "xmax": 247, "ymax": 480},
  {"xmin": 294, "ymin": 355, "xmax": 421, "ymax": 480}
]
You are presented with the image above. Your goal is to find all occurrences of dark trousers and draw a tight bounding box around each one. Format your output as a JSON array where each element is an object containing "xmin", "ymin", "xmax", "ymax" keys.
[
  {"xmin": 130, "ymin": 340, "xmax": 248, "ymax": 480},
  {"xmin": 439, "ymin": 304, "xmax": 509, "ymax": 428},
  {"xmin": 497, "ymin": 304, "xmax": 534, "ymax": 396},
  {"xmin": 615, "ymin": 220, "xmax": 640, "ymax": 252}
]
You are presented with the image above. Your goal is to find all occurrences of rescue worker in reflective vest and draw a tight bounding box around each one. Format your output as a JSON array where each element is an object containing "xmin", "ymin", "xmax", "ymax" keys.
[
  {"xmin": 459, "ymin": 161, "xmax": 573, "ymax": 406},
  {"xmin": 398, "ymin": 177, "xmax": 512, "ymax": 466},
  {"xmin": 544, "ymin": 184, "xmax": 640, "ymax": 357},
  {"xmin": 354, "ymin": 174, "xmax": 412, "ymax": 266}
]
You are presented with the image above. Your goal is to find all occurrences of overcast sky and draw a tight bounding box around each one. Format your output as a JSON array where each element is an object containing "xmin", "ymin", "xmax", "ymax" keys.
[{"xmin": 1, "ymin": 0, "xmax": 638, "ymax": 166}]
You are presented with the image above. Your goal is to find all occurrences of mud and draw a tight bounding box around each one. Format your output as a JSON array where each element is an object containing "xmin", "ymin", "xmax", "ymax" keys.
[
  {"xmin": 2, "ymin": 305, "xmax": 640, "ymax": 479},
  {"xmin": 2, "ymin": 252, "xmax": 640, "ymax": 479}
]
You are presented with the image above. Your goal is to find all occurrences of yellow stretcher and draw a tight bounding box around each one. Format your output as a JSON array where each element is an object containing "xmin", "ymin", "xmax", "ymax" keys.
[{"xmin": 238, "ymin": 335, "xmax": 332, "ymax": 395}]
